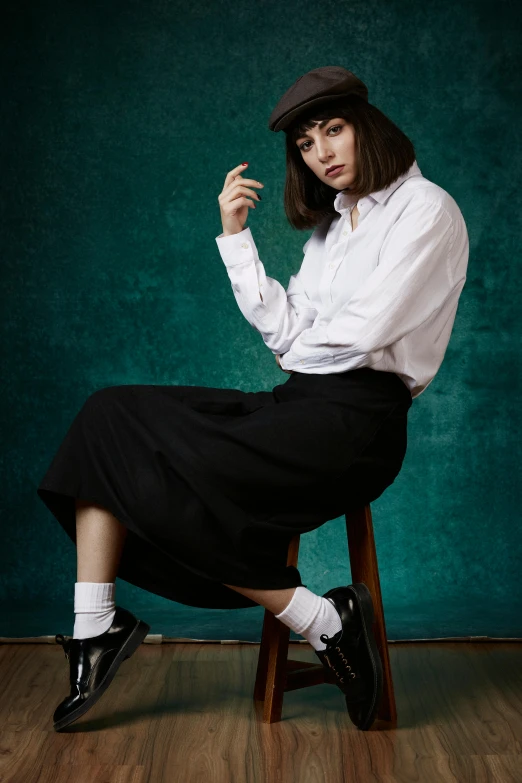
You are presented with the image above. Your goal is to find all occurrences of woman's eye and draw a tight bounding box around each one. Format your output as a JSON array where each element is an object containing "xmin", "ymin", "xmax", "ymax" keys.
[{"xmin": 299, "ymin": 125, "xmax": 342, "ymax": 151}]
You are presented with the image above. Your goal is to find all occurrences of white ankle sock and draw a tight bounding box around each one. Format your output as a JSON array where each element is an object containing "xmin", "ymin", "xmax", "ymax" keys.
[
  {"xmin": 274, "ymin": 585, "xmax": 342, "ymax": 651},
  {"xmin": 73, "ymin": 582, "xmax": 116, "ymax": 639}
]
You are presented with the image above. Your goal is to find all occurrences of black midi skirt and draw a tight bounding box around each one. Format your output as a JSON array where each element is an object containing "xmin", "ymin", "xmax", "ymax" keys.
[{"xmin": 37, "ymin": 367, "xmax": 413, "ymax": 610}]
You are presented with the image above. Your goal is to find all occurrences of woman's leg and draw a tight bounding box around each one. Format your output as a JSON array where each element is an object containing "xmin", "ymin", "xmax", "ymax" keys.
[
  {"xmin": 76, "ymin": 498, "xmax": 128, "ymax": 582},
  {"xmin": 73, "ymin": 498, "xmax": 128, "ymax": 638},
  {"xmin": 224, "ymin": 583, "xmax": 342, "ymax": 651},
  {"xmin": 223, "ymin": 584, "xmax": 296, "ymax": 615}
]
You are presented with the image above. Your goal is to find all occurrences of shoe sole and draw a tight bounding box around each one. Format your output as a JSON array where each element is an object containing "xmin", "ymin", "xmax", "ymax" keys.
[
  {"xmin": 53, "ymin": 618, "xmax": 150, "ymax": 731},
  {"xmin": 346, "ymin": 583, "xmax": 384, "ymax": 731}
]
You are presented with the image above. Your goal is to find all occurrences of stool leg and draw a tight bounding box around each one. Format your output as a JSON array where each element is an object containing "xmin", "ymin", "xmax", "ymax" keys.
[
  {"xmin": 253, "ymin": 609, "xmax": 291, "ymax": 722},
  {"xmin": 253, "ymin": 534, "xmax": 301, "ymax": 723},
  {"xmin": 345, "ymin": 505, "xmax": 397, "ymax": 725}
]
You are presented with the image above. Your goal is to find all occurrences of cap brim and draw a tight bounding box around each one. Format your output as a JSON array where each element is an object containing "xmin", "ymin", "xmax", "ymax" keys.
[{"xmin": 269, "ymin": 90, "xmax": 367, "ymax": 132}]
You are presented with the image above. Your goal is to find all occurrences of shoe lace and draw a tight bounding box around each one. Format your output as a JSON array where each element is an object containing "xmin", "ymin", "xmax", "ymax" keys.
[{"xmin": 319, "ymin": 633, "xmax": 358, "ymax": 684}]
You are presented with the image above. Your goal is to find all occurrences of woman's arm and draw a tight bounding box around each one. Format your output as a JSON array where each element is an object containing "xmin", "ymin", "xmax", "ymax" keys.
[
  {"xmin": 216, "ymin": 226, "xmax": 317, "ymax": 356},
  {"xmin": 279, "ymin": 199, "xmax": 468, "ymax": 373}
]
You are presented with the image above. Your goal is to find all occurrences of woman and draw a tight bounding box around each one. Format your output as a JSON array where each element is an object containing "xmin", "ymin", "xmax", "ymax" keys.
[{"xmin": 37, "ymin": 66, "xmax": 469, "ymax": 733}]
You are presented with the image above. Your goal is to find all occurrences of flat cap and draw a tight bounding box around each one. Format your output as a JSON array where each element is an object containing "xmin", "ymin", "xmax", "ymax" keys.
[{"xmin": 268, "ymin": 66, "xmax": 368, "ymax": 132}]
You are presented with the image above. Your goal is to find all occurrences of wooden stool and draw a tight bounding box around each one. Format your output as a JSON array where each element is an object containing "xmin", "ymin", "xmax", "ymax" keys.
[{"xmin": 253, "ymin": 503, "xmax": 397, "ymax": 726}]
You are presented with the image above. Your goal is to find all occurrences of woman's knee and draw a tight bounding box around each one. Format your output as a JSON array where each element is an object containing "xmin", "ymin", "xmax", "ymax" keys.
[{"xmin": 81, "ymin": 385, "xmax": 133, "ymax": 412}]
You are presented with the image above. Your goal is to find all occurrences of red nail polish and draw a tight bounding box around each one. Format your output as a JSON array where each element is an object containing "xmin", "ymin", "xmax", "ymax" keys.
[{"xmin": 242, "ymin": 162, "xmax": 248, "ymax": 166}]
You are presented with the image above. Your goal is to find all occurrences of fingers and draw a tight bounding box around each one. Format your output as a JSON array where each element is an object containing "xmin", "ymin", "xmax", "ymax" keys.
[
  {"xmin": 223, "ymin": 162, "xmax": 249, "ymax": 190},
  {"xmin": 218, "ymin": 163, "xmax": 265, "ymax": 226},
  {"xmin": 222, "ymin": 163, "xmax": 264, "ymax": 195},
  {"xmin": 218, "ymin": 183, "xmax": 263, "ymax": 214},
  {"xmin": 222, "ymin": 184, "xmax": 262, "ymax": 206}
]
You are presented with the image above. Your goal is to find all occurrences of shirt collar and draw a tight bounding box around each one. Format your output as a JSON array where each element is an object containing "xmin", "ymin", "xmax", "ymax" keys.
[{"xmin": 333, "ymin": 159, "xmax": 422, "ymax": 214}]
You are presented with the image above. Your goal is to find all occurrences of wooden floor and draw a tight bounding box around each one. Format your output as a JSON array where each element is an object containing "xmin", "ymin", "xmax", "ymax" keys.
[{"xmin": 1, "ymin": 640, "xmax": 521, "ymax": 782}]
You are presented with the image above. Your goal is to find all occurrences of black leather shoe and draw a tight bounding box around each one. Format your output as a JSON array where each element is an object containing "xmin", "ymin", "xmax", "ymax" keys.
[
  {"xmin": 53, "ymin": 605, "xmax": 150, "ymax": 731},
  {"xmin": 313, "ymin": 583, "xmax": 383, "ymax": 731}
]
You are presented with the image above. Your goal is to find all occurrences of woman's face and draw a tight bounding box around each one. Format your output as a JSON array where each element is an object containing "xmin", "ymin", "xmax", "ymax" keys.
[{"xmin": 295, "ymin": 117, "xmax": 356, "ymax": 192}]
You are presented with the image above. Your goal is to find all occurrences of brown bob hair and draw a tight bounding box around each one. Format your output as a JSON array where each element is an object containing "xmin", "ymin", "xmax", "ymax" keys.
[{"xmin": 283, "ymin": 94, "xmax": 417, "ymax": 230}]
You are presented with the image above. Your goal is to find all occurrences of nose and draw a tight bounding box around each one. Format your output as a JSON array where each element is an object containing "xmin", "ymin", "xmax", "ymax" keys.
[{"xmin": 315, "ymin": 142, "xmax": 333, "ymax": 163}]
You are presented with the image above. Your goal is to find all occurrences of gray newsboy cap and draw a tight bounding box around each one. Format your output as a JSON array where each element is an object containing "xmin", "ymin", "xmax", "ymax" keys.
[{"xmin": 268, "ymin": 66, "xmax": 369, "ymax": 133}]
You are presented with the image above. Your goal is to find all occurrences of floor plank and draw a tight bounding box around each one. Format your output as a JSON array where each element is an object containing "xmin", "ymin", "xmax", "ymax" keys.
[{"xmin": 0, "ymin": 641, "xmax": 521, "ymax": 782}]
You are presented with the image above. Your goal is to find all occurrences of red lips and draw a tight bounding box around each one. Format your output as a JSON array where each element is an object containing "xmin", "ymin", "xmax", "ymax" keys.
[{"xmin": 326, "ymin": 165, "xmax": 344, "ymax": 175}]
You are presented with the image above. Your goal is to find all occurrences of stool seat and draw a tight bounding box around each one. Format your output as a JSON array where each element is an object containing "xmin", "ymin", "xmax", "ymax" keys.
[{"xmin": 253, "ymin": 503, "xmax": 397, "ymax": 726}]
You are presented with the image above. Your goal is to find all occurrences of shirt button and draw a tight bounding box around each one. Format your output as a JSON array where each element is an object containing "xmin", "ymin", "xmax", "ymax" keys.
[
  {"xmin": 299, "ymin": 360, "xmax": 304, "ymax": 364},
  {"xmin": 329, "ymin": 263, "xmax": 334, "ymax": 269},
  {"xmin": 241, "ymin": 242, "xmax": 249, "ymax": 249},
  {"xmin": 342, "ymin": 230, "xmax": 348, "ymax": 236}
]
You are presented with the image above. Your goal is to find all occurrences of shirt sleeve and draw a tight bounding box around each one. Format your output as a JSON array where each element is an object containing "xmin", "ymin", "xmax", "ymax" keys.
[
  {"xmin": 215, "ymin": 226, "xmax": 318, "ymax": 355},
  {"xmin": 279, "ymin": 200, "xmax": 457, "ymax": 373}
]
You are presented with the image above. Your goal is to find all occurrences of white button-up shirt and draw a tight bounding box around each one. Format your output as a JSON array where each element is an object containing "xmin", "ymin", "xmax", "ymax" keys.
[{"xmin": 215, "ymin": 160, "xmax": 469, "ymax": 399}]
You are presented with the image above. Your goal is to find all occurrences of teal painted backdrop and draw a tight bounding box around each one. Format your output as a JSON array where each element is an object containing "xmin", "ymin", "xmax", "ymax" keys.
[{"xmin": 2, "ymin": 0, "xmax": 520, "ymax": 641}]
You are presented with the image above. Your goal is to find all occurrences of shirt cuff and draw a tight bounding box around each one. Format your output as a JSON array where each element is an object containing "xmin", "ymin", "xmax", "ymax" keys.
[
  {"xmin": 277, "ymin": 353, "xmax": 294, "ymax": 374},
  {"xmin": 215, "ymin": 226, "xmax": 259, "ymax": 268},
  {"xmin": 280, "ymin": 349, "xmax": 335, "ymax": 372}
]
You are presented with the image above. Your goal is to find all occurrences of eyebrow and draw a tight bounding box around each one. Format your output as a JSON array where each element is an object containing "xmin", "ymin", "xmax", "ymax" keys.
[{"xmin": 296, "ymin": 119, "xmax": 336, "ymax": 142}]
